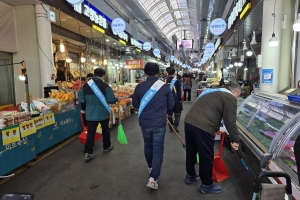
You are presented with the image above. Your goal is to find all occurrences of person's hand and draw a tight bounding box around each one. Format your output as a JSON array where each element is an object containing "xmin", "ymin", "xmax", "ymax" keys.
[
  {"xmin": 231, "ymin": 142, "xmax": 239, "ymax": 150},
  {"xmin": 80, "ymin": 110, "xmax": 85, "ymax": 114}
]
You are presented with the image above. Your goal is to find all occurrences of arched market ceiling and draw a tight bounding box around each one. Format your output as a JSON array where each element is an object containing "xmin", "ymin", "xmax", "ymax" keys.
[{"xmin": 138, "ymin": 0, "xmax": 198, "ymax": 47}]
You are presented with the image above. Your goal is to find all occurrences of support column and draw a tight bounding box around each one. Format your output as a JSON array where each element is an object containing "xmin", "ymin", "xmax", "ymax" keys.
[
  {"xmin": 35, "ymin": 4, "xmax": 55, "ymax": 93},
  {"xmin": 279, "ymin": 0, "xmax": 293, "ymax": 90},
  {"xmin": 130, "ymin": 70, "xmax": 136, "ymax": 83},
  {"xmin": 260, "ymin": 0, "xmax": 283, "ymax": 93}
]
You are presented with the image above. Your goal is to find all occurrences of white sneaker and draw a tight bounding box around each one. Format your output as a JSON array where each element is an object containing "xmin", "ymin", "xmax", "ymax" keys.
[
  {"xmin": 148, "ymin": 168, "xmax": 152, "ymax": 174},
  {"xmin": 146, "ymin": 177, "xmax": 158, "ymax": 189}
]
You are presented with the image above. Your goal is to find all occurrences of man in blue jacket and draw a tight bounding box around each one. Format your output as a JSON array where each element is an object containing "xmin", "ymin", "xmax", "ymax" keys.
[
  {"xmin": 132, "ymin": 62, "xmax": 174, "ymax": 190},
  {"xmin": 79, "ymin": 68, "xmax": 118, "ymax": 161},
  {"xmin": 165, "ymin": 67, "xmax": 182, "ymax": 133}
]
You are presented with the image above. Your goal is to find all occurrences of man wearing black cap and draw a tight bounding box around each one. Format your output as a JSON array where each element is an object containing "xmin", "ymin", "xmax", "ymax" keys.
[
  {"xmin": 165, "ymin": 67, "xmax": 182, "ymax": 133},
  {"xmin": 132, "ymin": 62, "xmax": 174, "ymax": 190}
]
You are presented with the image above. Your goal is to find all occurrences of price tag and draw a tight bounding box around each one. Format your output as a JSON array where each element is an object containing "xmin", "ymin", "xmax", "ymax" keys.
[
  {"xmin": 19, "ymin": 120, "xmax": 36, "ymax": 137},
  {"xmin": 2, "ymin": 125, "xmax": 21, "ymax": 145},
  {"xmin": 44, "ymin": 113, "xmax": 55, "ymax": 127},
  {"xmin": 33, "ymin": 116, "xmax": 45, "ymax": 130}
]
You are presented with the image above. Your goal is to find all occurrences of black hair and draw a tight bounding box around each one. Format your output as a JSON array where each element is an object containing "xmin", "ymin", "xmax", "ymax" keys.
[
  {"xmin": 94, "ymin": 68, "xmax": 105, "ymax": 77},
  {"xmin": 166, "ymin": 67, "xmax": 175, "ymax": 75},
  {"xmin": 144, "ymin": 62, "xmax": 159, "ymax": 76},
  {"xmin": 87, "ymin": 73, "xmax": 94, "ymax": 78}
]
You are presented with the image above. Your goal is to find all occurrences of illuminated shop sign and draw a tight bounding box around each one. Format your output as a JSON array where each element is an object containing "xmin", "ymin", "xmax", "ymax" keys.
[
  {"xmin": 131, "ymin": 38, "xmax": 142, "ymax": 49},
  {"xmin": 227, "ymin": 0, "xmax": 247, "ymax": 29},
  {"xmin": 113, "ymin": 31, "xmax": 128, "ymax": 42},
  {"xmin": 83, "ymin": 4, "xmax": 107, "ymax": 29}
]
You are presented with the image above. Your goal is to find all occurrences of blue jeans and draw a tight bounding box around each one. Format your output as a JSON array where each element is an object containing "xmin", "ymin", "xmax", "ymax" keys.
[{"xmin": 141, "ymin": 126, "xmax": 166, "ymax": 180}]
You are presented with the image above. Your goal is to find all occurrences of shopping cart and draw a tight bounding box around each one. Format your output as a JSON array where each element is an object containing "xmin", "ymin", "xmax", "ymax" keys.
[
  {"xmin": 252, "ymin": 171, "xmax": 292, "ymax": 200},
  {"xmin": 78, "ymin": 112, "xmax": 102, "ymax": 145}
]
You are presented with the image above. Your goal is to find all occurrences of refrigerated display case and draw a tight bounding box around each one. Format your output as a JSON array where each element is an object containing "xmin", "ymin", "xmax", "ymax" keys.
[{"xmin": 236, "ymin": 92, "xmax": 300, "ymax": 199}]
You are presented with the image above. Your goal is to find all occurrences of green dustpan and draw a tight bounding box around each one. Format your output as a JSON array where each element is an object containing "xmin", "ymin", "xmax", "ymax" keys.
[{"xmin": 117, "ymin": 122, "xmax": 128, "ymax": 145}]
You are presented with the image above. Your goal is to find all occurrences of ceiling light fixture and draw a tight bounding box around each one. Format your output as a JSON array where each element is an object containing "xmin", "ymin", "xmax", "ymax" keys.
[
  {"xmin": 242, "ymin": 39, "xmax": 248, "ymax": 50},
  {"xmin": 81, "ymin": 53, "xmax": 86, "ymax": 63},
  {"xmin": 250, "ymin": 31, "xmax": 257, "ymax": 45},
  {"xmin": 246, "ymin": 50, "xmax": 253, "ymax": 56},
  {"xmin": 232, "ymin": 48, "xmax": 237, "ymax": 56},
  {"xmin": 229, "ymin": 64, "xmax": 233, "ymax": 68},
  {"xmin": 269, "ymin": 0, "xmax": 279, "ymax": 47},
  {"xmin": 66, "ymin": 55, "xmax": 72, "ymax": 63},
  {"xmin": 293, "ymin": 13, "xmax": 300, "ymax": 31},
  {"xmin": 91, "ymin": 55, "xmax": 96, "ymax": 63},
  {"xmin": 59, "ymin": 39, "xmax": 65, "ymax": 53}
]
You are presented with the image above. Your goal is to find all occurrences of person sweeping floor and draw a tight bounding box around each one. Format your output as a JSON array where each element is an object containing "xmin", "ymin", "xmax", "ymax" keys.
[{"xmin": 132, "ymin": 62, "xmax": 174, "ymax": 190}]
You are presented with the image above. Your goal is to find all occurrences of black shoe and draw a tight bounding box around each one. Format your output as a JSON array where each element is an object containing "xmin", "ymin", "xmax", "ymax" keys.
[
  {"xmin": 199, "ymin": 183, "xmax": 222, "ymax": 194},
  {"xmin": 84, "ymin": 153, "xmax": 95, "ymax": 161},
  {"xmin": 103, "ymin": 145, "xmax": 114, "ymax": 153},
  {"xmin": 185, "ymin": 174, "xmax": 200, "ymax": 184}
]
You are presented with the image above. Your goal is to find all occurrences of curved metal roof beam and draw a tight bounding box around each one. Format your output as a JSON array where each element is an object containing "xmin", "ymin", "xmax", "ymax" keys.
[
  {"xmin": 154, "ymin": 8, "xmax": 196, "ymax": 23},
  {"xmin": 166, "ymin": 26, "xmax": 196, "ymax": 38},
  {"xmin": 161, "ymin": 18, "xmax": 197, "ymax": 28}
]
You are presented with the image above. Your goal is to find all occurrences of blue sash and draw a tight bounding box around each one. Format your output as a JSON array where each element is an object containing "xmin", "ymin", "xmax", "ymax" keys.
[
  {"xmin": 169, "ymin": 76, "xmax": 177, "ymax": 92},
  {"xmin": 138, "ymin": 80, "xmax": 165, "ymax": 118},
  {"xmin": 198, "ymin": 88, "xmax": 232, "ymax": 99},
  {"xmin": 87, "ymin": 79, "xmax": 110, "ymax": 113}
]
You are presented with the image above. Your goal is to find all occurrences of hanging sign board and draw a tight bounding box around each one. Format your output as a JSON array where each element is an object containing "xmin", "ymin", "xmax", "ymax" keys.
[
  {"xmin": 66, "ymin": 0, "xmax": 84, "ymax": 4},
  {"xmin": 210, "ymin": 18, "xmax": 227, "ymax": 35},
  {"xmin": 143, "ymin": 42, "xmax": 152, "ymax": 51},
  {"xmin": 261, "ymin": 69, "xmax": 274, "ymax": 84},
  {"xmin": 48, "ymin": 10, "xmax": 56, "ymax": 23},
  {"xmin": 205, "ymin": 43, "xmax": 215, "ymax": 53},
  {"xmin": 126, "ymin": 60, "xmax": 143, "ymax": 70},
  {"xmin": 153, "ymin": 48, "xmax": 160, "ymax": 56},
  {"xmin": 111, "ymin": 18, "xmax": 126, "ymax": 33}
]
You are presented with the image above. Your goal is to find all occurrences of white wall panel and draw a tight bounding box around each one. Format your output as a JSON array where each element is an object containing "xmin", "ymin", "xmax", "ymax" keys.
[{"xmin": 13, "ymin": 5, "xmax": 41, "ymax": 104}]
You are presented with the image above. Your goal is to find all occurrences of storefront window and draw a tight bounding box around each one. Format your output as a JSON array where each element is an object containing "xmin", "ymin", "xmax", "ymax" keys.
[{"xmin": 0, "ymin": 52, "xmax": 14, "ymax": 105}]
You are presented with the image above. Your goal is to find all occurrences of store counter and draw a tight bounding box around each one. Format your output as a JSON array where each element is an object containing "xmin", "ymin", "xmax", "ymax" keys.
[{"xmin": 0, "ymin": 106, "xmax": 82, "ymax": 176}]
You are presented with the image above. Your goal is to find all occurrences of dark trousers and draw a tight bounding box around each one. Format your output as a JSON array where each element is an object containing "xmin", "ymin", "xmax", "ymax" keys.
[
  {"xmin": 184, "ymin": 89, "xmax": 191, "ymax": 101},
  {"xmin": 167, "ymin": 102, "xmax": 182, "ymax": 128},
  {"xmin": 185, "ymin": 122, "xmax": 215, "ymax": 185},
  {"xmin": 295, "ymin": 134, "xmax": 300, "ymax": 184},
  {"xmin": 84, "ymin": 119, "xmax": 111, "ymax": 154}
]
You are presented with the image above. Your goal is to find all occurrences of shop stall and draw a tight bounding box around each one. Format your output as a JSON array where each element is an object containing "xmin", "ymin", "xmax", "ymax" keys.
[
  {"xmin": 236, "ymin": 92, "xmax": 300, "ymax": 199},
  {"xmin": 0, "ymin": 82, "xmax": 136, "ymax": 177}
]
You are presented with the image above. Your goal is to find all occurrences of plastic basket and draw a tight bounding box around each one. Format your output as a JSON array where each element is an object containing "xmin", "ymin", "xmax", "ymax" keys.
[
  {"xmin": 78, "ymin": 129, "xmax": 102, "ymax": 145},
  {"xmin": 287, "ymin": 94, "xmax": 300, "ymax": 103}
]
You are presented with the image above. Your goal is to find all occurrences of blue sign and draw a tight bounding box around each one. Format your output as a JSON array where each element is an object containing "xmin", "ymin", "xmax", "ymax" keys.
[
  {"xmin": 210, "ymin": 18, "xmax": 227, "ymax": 36},
  {"xmin": 153, "ymin": 48, "xmax": 160, "ymax": 56},
  {"xmin": 170, "ymin": 56, "xmax": 175, "ymax": 61},
  {"xmin": 111, "ymin": 18, "xmax": 126, "ymax": 33},
  {"xmin": 143, "ymin": 42, "xmax": 152, "ymax": 51},
  {"xmin": 67, "ymin": 0, "xmax": 84, "ymax": 4},
  {"xmin": 261, "ymin": 69, "xmax": 274, "ymax": 84},
  {"xmin": 205, "ymin": 43, "xmax": 215, "ymax": 53}
]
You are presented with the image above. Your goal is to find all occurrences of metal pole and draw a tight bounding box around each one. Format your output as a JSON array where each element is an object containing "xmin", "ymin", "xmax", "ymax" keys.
[
  {"xmin": 291, "ymin": 0, "xmax": 299, "ymax": 88},
  {"xmin": 25, "ymin": 74, "xmax": 31, "ymax": 114}
]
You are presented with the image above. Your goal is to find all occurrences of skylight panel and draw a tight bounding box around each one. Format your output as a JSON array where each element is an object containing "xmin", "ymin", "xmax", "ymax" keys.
[{"xmin": 163, "ymin": 14, "xmax": 173, "ymax": 22}]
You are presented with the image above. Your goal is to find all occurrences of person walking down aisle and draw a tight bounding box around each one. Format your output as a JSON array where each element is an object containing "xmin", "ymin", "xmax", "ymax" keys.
[
  {"xmin": 79, "ymin": 68, "xmax": 118, "ymax": 161},
  {"xmin": 165, "ymin": 67, "xmax": 182, "ymax": 133},
  {"xmin": 132, "ymin": 62, "xmax": 174, "ymax": 190},
  {"xmin": 184, "ymin": 82, "xmax": 241, "ymax": 194},
  {"xmin": 183, "ymin": 74, "xmax": 192, "ymax": 101}
]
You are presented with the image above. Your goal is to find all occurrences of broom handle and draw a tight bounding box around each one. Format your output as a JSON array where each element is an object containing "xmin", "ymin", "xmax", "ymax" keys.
[{"xmin": 167, "ymin": 119, "xmax": 185, "ymax": 145}]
